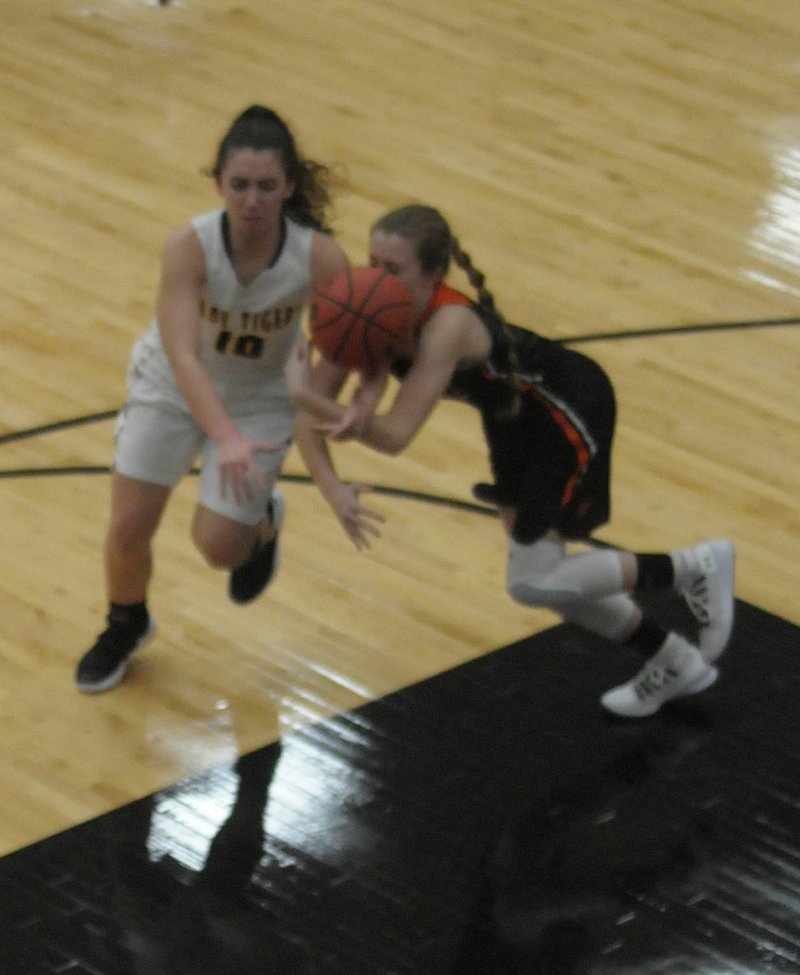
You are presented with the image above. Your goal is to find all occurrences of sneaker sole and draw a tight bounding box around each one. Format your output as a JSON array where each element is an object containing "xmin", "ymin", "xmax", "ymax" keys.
[
  {"xmin": 601, "ymin": 663, "xmax": 719, "ymax": 719},
  {"xmin": 77, "ymin": 617, "xmax": 157, "ymax": 694}
]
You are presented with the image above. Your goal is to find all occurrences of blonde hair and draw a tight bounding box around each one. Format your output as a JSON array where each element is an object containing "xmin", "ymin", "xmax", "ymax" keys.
[{"xmin": 372, "ymin": 205, "xmax": 521, "ymax": 416}]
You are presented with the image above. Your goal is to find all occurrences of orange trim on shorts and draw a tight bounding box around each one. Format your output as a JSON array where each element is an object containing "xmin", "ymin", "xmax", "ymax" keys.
[{"xmin": 518, "ymin": 380, "xmax": 591, "ymax": 508}]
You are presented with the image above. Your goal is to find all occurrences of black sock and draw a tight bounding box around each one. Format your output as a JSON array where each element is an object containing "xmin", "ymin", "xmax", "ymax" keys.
[
  {"xmin": 635, "ymin": 554, "xmax": 674, "ymax": 590},
  {"xmin": 624, "ymin": 616, "xmax": 668, "ymax": 656},
  {"xmin": 108, "ymin": 601, "xmax": 149, "ymax": 629}
]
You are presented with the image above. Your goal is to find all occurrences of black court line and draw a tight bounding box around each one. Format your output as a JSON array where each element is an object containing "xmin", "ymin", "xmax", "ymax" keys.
[
  {"xmin": 563, "ymin": 314, "xmax": 800, "ymax": 344},
  {"xmin": 0, "ymin": 464, "xmax": 497, "ymax": 518},
  {"xmin": 1, "ymin": 315, "xmax": 796, "ymax": 450},
  {"xmin": 0, "ymin": 410, "xmax": 118, "ymax": 446}
]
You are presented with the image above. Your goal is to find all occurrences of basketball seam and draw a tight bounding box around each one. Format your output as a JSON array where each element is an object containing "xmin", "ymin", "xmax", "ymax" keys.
[{"xmin": 312, "ymin": 268, "xmax": 413, "ymax": 370}]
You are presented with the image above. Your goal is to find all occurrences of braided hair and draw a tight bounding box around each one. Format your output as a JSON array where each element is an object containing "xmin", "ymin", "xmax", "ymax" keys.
[
  {"xmin": 208, "ymin": 105, "xmax": 335, "ymax": 232},
  {"xmin": 372, "ymin": 205, "xmax": 521, "ymax": 417}
]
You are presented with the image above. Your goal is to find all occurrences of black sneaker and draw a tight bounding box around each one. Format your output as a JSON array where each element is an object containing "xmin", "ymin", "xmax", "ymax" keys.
[
  {"xmin": 472, "ymin": 482, "xmax": 516, "ymax": 507},
  {"xmin": 76, "ymin": 615, "xmax": 157, "ymax": 693},
  {"xmin": 472, "ymin": 482, "xmax": 500, "ymax": 505},
  {"xmin": 228, "ymin": 489, "xmax": 285, "ymax": 605}
]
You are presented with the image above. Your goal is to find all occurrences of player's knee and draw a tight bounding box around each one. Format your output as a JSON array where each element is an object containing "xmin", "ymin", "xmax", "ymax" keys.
[
  {"xmin": 192, "ymin": 525, "xmax": 245, "ymax": 570},
  {"xmin": 506, "ymin": 535, "xmax": 584, "ymax": 610},
  {"xmin": 195, "ymin": 537, "xmax": 228, "ymax": 569},
  {"xmin": 192, "ymin": 506, "xmax": 259, "ymax": 570},
  {"xmin": 561, "ymin": 595, "xmax": 639, "ymax": 641},
  {"xmin": 506, "ymin": 577, "xmax": 580, "ymax": 611}
]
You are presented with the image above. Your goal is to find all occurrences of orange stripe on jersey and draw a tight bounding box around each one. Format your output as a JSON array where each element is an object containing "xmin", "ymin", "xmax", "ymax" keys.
[
  {"xmin": 519, "ymin": 381, "xmax": 592, "ymax": 507},
  {"xmin": 420, "ymin": 282, "xmax": 592, "ymax": 509},
  {"xmin": 418, "ymin": 282, "xmax": 472, "ymax": 325}
]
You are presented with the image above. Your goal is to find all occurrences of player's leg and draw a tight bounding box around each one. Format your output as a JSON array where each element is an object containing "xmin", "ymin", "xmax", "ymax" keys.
[
  {"xmin": 504, "ymin": 532, "xmax": 728, "ymax": 717},
  {"xmin": 76, "ymin": 402, "xmax": 201, "ymax": 693},
  {"xmin": 192, "ymin": 414, "xmax": 290, "ymax": 605},
  {"xmin": 76, "ymin": 474, "xmax": 169, "ymax": 693},
  {"xmin": 506, "ymin": 537, "xmax": 735, "ymax": 663}
]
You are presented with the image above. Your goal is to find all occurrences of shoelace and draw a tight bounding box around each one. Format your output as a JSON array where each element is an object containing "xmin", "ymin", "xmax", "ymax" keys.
[{"xmin": 682, "ymin": 574, "xmax": 711, "ymax": 625}]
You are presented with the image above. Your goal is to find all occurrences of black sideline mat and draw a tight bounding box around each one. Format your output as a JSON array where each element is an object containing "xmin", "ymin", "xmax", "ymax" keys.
[{"xmin": 2, "ymin": 599, "xmax": 800, "ymax": 974}]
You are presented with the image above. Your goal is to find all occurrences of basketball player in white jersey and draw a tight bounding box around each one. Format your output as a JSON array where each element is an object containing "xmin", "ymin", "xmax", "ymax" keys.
[{"xmin": 76, "ymin": 105, "xmax": 348, "ymax": 692}]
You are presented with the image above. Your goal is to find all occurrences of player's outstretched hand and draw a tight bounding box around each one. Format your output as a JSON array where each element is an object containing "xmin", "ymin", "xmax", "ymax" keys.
[{"xmin": 330, "ymin": 482, "xmax": 385, "ymax": 550}]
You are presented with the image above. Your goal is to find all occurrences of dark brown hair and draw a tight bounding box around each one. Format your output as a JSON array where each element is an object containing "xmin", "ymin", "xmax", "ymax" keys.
[{"xmin": 209, "ymin": 105, "xmax": 334, "ymax": 231}]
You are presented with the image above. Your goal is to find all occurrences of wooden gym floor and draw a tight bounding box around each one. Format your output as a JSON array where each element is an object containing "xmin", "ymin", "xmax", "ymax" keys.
[{"xmin": 1, "ymin": 0, "xmax": 798, "ymax": 971}]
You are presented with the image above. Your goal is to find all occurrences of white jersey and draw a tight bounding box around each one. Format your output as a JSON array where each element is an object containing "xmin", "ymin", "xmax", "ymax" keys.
[{"xmin": 126, "ymin": 210, "xmax": 315, "ymax": 412}]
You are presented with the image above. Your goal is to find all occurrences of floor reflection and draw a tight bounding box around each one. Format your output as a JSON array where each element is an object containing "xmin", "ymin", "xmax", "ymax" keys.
[
  {"xmin": 454, "ymin": 707, "xmax": 716, "ymax": 974},
  {"xmin": 4, "ymin": 600, "xmax": 800, "ymax": 974},
  {"xmin": 101, "ymin": 743, "xmax": 305, "ymax": 974}
]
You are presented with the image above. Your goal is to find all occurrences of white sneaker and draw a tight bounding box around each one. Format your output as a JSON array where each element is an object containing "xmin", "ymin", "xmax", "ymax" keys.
[
  {"xmin": 678, "ymin": 540, "xmax": 735, "ymax": 663},
  {"xmin": 601, "ymin": 634, "xmax": 718, "ymax": 718}
]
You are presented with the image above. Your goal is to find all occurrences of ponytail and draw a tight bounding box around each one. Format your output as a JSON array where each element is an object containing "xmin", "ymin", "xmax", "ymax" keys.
[
  {"xmin": 208, "ymin": 105, "xmax": 335, "ymax": 231},
  {"xmin": 449, "ymin": 238, "xmax": 522, "ymax": 419}
]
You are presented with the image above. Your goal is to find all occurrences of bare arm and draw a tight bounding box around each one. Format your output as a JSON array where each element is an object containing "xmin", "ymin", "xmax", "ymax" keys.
[
  {"xmin": 157, "ymin": 226, "xmax": 238, "ymax": 442},
  {"xmin": 292, "ymin": 353, "xmax": 385, "ymax": 548},
  {"xmin": 290, "ymin": 304, "xmax": 478, "ymax": 453},
  {"xmin": 358, "ymin": 305, "xmax": 470, "ymax": 454},
  {"xmin": 284, "ymin": 338, "xmax": 351, "ymax": 423},
  {"xmin": 323, "ymin": 369, "xmax": 389, "ymax": 441},
  {"xmin": 285, "ymin": 231, "xmax": 352, "ymax": 420},
  {"xmin": 156, "ymin": 225, "xmax": 278, "ymax": 501},
  {"xmin": 290, "ymin": 304, "xmax": 481, "ymax": 543}
]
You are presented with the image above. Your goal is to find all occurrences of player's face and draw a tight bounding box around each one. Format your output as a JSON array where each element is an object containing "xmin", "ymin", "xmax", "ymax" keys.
[
  {"xmin": 216, "ymin": 148, "xmax": 295, "ymax": 236},
  {"xmin": 369, "ymin": 230, "xmax": 439, "ymax": 317}
]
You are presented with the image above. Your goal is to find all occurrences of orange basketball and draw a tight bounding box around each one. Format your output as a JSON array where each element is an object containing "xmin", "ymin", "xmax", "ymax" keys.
[{"xmin": 311, "ymin": 266, "xmax": 415, "ymax": 374}]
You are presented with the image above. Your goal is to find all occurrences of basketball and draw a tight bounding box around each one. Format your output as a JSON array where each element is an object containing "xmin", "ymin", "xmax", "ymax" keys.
[{"xmin": 311, "ymin": 266, "xmax": 415, "ymax": 374}]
